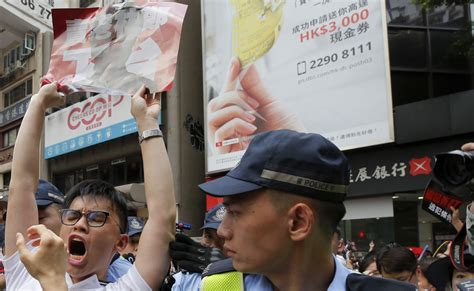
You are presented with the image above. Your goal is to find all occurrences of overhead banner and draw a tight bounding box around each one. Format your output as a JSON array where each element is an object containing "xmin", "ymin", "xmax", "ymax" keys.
[
  {"xmin": 44, "ymin": 94, "xmax": 143, "ymax": 159},
  {"xmin": 202, "ymin": 0, "xmax": 394, "ymax": 173},
  {"xmin": 43, "ymin": 1, "xmax": 187, "ymax": 95}
]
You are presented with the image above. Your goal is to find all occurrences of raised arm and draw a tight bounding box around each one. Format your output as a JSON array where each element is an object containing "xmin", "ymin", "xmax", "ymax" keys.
[
  {"xmin": 131, "ymin": 86, "xmax": 176, "ymax": 288},
  {"xmin": 5, "ymin": 83, "xmax": 64, "ymax": 257}
]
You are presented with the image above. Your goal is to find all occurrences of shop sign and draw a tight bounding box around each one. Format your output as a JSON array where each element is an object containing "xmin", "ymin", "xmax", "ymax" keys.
[
  {"xmin": 0, "ymin": 97, "xmax": 31, "ymax": 127},
  {"xmin": 44, "ymin": 94, "xmax": 160, "ymax": 159}
]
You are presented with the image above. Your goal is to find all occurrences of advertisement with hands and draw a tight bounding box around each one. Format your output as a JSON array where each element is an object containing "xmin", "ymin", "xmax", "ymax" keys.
[{"xmin": 202, "ymin": 0, "xmax": 394, "ymax": 173}]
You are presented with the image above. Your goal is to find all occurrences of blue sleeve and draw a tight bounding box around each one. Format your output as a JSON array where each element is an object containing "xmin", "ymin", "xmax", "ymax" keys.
[
  {"xmin": 172, "ymin": 272, "xmax": 202, "ymax": 291},
  {"xmin": 244, "ymin": 274, "xmax": 273, "ymax": 291},
  {"xmin": 107, "ymin": 256, "xmax": 133, "ymax": 283}
]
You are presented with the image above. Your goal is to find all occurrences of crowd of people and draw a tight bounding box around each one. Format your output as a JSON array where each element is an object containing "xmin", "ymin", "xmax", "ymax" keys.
[{"xmin": 0, "ymin": 82, "xmax": 471, "ymax": 291}]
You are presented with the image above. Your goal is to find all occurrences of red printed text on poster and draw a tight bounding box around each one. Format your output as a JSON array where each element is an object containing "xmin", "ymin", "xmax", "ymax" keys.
[{"xmin": 44, "ymin": 1, "xmax": 187, "ymax": 95}]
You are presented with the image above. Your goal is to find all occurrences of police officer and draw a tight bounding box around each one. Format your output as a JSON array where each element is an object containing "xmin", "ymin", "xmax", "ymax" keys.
[
  {"xmin": 173, "ymin": 130, "xmax": 415, "ymax": 290},
  {"xmin": 200, "ymin": 203, "xmax": 226, "ymax": 250}
]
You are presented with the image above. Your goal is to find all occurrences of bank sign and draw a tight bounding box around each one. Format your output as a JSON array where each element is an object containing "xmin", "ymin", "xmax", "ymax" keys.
[{"xmin": 44, "ymin": 94, "xmax": 138, "ymax": 159}]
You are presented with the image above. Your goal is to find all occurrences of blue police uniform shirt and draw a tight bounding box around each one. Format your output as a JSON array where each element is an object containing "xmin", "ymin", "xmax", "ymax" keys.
[
  {"xmin": 107, "ymin": 256, "xmax": 133, "ymax": 283},
  {"xmin": 171, "ymin": 255, "xmax": 353, "ymax": 290}
]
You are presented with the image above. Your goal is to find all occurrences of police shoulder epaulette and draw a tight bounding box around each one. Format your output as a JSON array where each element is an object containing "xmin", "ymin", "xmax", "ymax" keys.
[
  {"xmin": 201, "ymin": 258, "xmax": 235, "ymax": 278},
  {"xmin": 346, "ymin": 273, "xmax": 417, "ymax": 291}
]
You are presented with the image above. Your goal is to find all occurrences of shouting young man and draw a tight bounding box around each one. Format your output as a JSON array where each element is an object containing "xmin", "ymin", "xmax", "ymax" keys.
[{"xmin": 4, "ymin": 83, "xmax": 175, "ymax": 290}]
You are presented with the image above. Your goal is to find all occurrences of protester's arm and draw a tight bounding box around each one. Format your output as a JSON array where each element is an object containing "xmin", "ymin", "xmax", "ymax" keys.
[
  {"xmin": 461, "ymin": 142, "xmax": 474, "ymax": 255},
  {"xmin": 0, "ymin": 274, "xmax": 5, "ymax": 289},
  {"xmin": 450, "ymin": 206, "xmax": 463, "ymax": 233},
  {"xmin": 5, "ymin": 84, "xmax": 64, "ymax": 257},
  {"xmin": 131, "ymin": 86, "xmax": 176, "ymax": 288},
  {"xmin": 16, "ymin": 225, "xmax": 67, "ymax": 291}
]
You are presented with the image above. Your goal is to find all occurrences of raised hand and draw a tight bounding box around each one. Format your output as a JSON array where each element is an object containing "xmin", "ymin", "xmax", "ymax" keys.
[
  {"xmin": 16, "ymin": 224, "xmax": 68, "ymax": 290},
  {"xmin": 461, "ymin": 143, "xmax": 474, "ymax": 152},
  {"xmin": 131, "ymin": 85, "xmax": 161, "ymax": 123},
  {"xmin": 34, "ymin": 82, "xmax": 66, "ymax": 110}
]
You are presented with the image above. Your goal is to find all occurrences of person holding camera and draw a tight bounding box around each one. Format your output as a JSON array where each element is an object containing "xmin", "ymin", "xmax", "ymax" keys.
[{"xmin": 422, "ymin": 142, "xmax": 474, "ymax": 291}]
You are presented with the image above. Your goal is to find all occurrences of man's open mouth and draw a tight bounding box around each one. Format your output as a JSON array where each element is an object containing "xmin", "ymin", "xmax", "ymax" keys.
[{"xmin": 68, "ymin": 237, "xmax": 87, "ymax": 262}]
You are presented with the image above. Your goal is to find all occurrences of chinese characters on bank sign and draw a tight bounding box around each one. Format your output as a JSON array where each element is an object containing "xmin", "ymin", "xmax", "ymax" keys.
[
  {"xmin": 350, "ymin": 156, "xmax": 433, "ymax": 183},
  {"xmin": 43, "ymin": 1, "xmax": 187, "ymax": 95},
  {"xmin": 202, "ymin": 0, "xmax": 393, "ymax": 173}
]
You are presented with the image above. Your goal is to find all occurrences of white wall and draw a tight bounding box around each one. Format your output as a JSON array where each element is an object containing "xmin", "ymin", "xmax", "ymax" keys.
[{"xmin": 343, "ymin": 196, "xmax": 394, "ymax": 220}]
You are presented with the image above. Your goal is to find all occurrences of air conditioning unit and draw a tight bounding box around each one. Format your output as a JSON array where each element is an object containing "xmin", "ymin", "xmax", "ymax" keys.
[{"xmin": 14, "ymin": 60, "xmax": 25, "ymax": 70}]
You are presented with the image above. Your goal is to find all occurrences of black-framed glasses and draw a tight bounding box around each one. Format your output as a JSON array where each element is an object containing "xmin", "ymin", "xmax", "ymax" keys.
[{"xmin": 59, "ymin": 209, "xmax": 111, "ymax": 229}]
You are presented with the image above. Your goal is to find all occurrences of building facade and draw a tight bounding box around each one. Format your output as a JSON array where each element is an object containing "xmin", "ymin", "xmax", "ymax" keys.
[
  {"xmin": 342, "ymin": 0, "xmax": 474, "ymax": 252},
  {"xmin": 0, "ymin": 0, "xmax": 56, "ymax": 189}
]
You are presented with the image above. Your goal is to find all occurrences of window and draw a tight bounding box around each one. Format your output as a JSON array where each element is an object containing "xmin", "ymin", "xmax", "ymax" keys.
[
  {"xmin": 3, "ymin": 56, "xmax": 7, "ymax": 73},
  {"xmin": 3, "ymin": 128, "xmax": 18, "ymax": 148},
  {"xmin": 80, "ymin": 0, "xmax": 96, "ymax": 7},
  {"xmin": 3, "ymin": 172, "xmax": 11, "ymax": 188},
  {"xmin": 2, "ymin": 42, "xmax": 32, "ymax": 75},
  {"xmin": 386, "ymin": 0, "xmax": 425, "ymax": 26},
  {"xmin": 53, "ymin": 155, "xmax": 143, "ymax": 193},
  {"xmin": 86, "ymin": 165, "xmax": 99, "ymax": 179},
  {"xmin": 386, "ymin": 0, "xmax": 473, "ymax": 106},
  {"xmin": 3, "ymin": 79, "xmax": 32, "ymax": 107},
  {"xmin": 24, "ymin": 33, "xmax": 36, "ymax": 53}
]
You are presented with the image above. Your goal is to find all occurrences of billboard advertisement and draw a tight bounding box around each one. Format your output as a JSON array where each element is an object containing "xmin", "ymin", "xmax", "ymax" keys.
[
  {"xmin": 202, "ymin": 0, "xmax": 394, "ymax": 173},
  {"xmin": 44, "ymin": 94, "xmax": 142, "ymax": 159}
]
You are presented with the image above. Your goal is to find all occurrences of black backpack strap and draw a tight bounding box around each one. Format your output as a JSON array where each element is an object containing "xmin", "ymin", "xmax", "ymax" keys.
[
  {"xmin": 346, "ymin": 273, "xmax": 416, "ymax": 291},
  {"xmin": 201, "ymin": 258, "xmax": 235, "ymax": 278}
]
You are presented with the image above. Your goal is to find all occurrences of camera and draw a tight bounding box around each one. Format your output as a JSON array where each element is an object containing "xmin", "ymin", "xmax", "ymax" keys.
[{"xmin": 432, "ymin": 150, "xmax": 474, "ymax": 190}]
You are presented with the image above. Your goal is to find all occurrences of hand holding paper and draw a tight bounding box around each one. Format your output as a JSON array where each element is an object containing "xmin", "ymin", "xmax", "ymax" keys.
[{"xmin": 34, "ymin": 82, "xmax": 66, "ymax": 110}]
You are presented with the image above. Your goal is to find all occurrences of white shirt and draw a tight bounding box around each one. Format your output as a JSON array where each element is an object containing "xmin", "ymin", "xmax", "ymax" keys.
[{"xmin": 4, "ymin": 242, "xmax": 151, "ymax": 291}]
